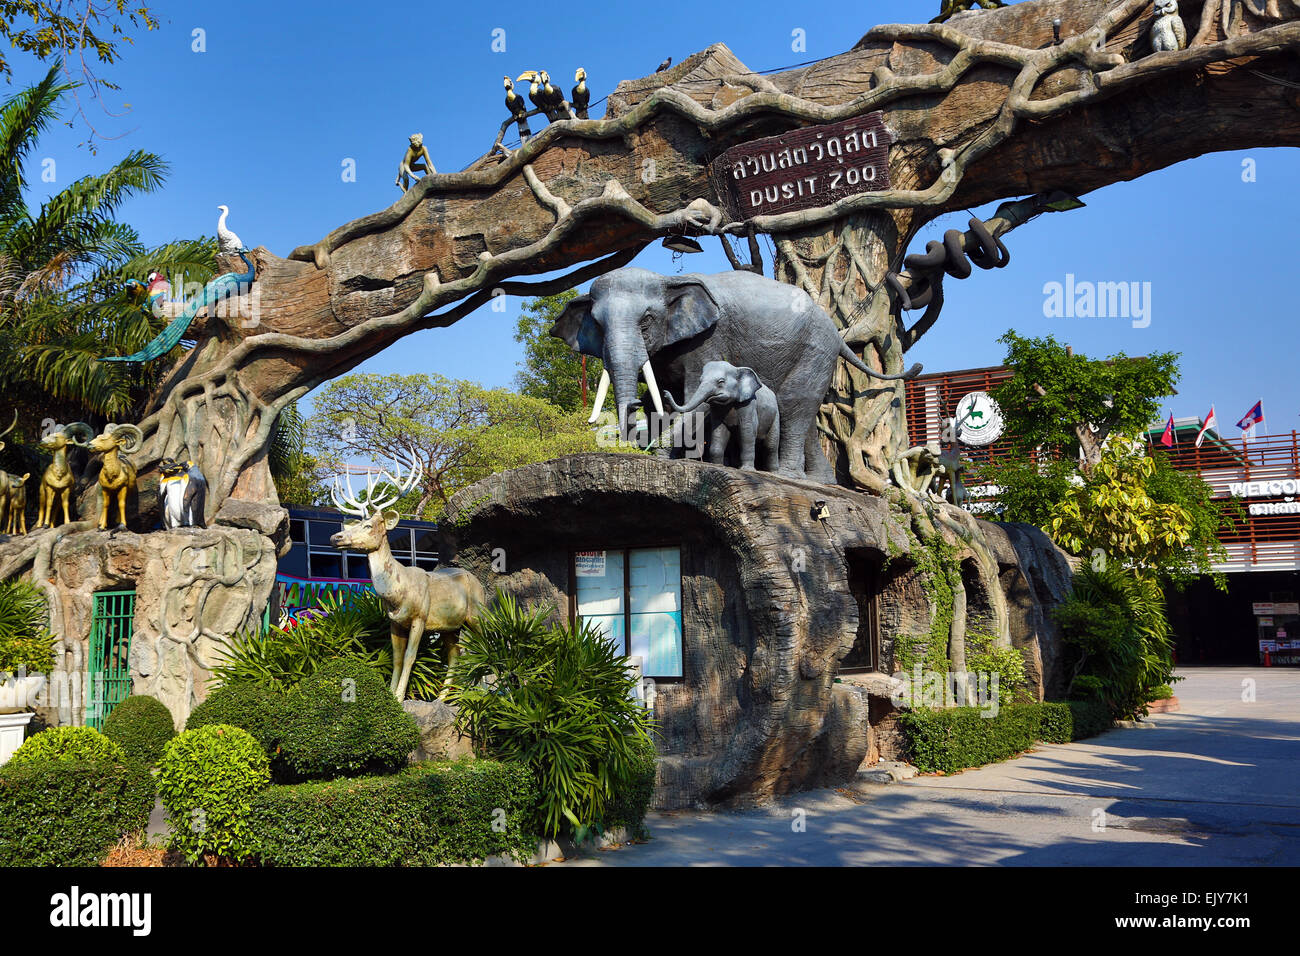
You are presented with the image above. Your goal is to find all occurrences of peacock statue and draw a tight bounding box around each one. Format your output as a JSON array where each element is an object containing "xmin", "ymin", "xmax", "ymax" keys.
[{"xmin": 103, "ymin": 251, "xmax": 256, "ymax": 364}]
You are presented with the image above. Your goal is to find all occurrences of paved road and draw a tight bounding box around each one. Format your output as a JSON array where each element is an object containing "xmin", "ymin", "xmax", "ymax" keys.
[{"xmin": 572, "ymin": 668, "xmax": 1300, "ymax": 866}]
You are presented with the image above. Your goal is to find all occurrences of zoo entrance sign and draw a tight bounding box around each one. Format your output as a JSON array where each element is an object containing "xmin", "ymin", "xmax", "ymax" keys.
[{"xmin": 711, "ymin": 113, "xmax": 893, "ymax": 221}]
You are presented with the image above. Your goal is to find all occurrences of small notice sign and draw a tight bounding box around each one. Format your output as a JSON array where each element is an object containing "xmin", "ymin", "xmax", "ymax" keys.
[
  {"xmin": 1253, "ymin": 602, "xmax": 1275, "ymax": 616},
  {"xmin": 710, "ymin": 113, "xmax": 893, "ymax": 222},
  {"xmin": 575, "ymin": 551, "xmax": 606, "ymax": 577}
]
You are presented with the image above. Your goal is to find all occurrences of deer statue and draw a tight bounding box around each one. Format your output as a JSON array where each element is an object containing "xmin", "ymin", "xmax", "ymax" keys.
[
  {"xmin": 0, "ymin": 411, "xmax": 19, "ymax": 532},
  {"xmin": 37, "ymin": 422, "xmax": 94, "ymax": 528},
  {"xmin": 83, "ymin": 423, "xmax": 142, "ymax": 531},
  {"xmin": 4, "ymin": 472, "xmax": 29, "ymax": 534},
  {"xmin": 329, "ymin": 455, "xmax": 486, "ymax": 701}
]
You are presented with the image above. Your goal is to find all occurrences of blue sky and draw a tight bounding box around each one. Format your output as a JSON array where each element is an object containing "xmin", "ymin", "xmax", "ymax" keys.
[{"xmin": 10, "ymin": 0, "xmax": 1298, "ymax": 435}]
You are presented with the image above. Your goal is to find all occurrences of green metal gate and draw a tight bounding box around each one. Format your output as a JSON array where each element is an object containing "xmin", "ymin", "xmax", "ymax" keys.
[{"xmin": 87, "ymin": 589, "xmax": 136, "ymax": 729}]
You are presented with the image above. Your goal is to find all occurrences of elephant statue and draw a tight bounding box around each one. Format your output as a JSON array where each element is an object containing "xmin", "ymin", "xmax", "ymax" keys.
[
  {"xmin": 663, "ymin": 361, "xmax": 780, "ymax": 472},
  {"xmin": 551, "ymin": 267, "xmax": 921, "ymax": 482}
]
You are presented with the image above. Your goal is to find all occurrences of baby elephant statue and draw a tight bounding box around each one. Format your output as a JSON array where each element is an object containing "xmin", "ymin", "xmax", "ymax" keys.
[
  {"xmin": 158, "ymin": 458, "xmax": 208, "ymax": 529},
  {"xmin": 329, "ymin": 454, "xmax": 486, "ymax": 701},
  {"xmin": 664, "ymin": 361, "xmax": 780, "ymax": 471}
]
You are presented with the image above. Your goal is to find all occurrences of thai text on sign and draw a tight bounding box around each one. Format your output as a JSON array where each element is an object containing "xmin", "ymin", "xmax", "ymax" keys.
[{"xmin": 710, "ymin": 113, "xmax": 893, "ymax": 221}]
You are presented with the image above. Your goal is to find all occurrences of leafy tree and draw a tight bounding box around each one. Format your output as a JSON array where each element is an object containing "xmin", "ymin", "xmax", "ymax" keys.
[
  {"xmin": 991, "ymin": 330, "xmax": 1178, "ymax": 470},
  {"xmin": 306, "ymin": 373, "xmax": 603, "ymax": 519},
  {"xmin": 0, "ymin": 65, "xmax": 214, "ymax": 457},
  {"xmin": 513, "ymin": 290, "xmax": 603, "ymax": 413},
  {"xmin": 983, "ymin": 333, "xmax": 1229, "ymax": 586},
  {"xmin": 0, "ymin": 7, "xmax": 160, "ymax": 149},
  {"xmin": 267, "ymin": 401, "xmax": 327, "ymax": 507},
  {"xmin": 1048, "ymin": 440, "xmax": 1201, "ymax": 578}
]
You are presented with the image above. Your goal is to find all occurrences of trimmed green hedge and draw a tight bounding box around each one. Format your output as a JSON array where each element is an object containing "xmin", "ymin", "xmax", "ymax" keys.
[
  {"xmin": 1038, "ymin": 700, "xmax": 1112, "ymax": 744},
  {"xmin": 274, "ymin": 660, "xmax": 420, "ymax": 782},
  {"xmin": 9, "ymin": 725, "xmax": 126, "ymax": 765},
  {"xmin": 157, "ymin": 725, "xmax": 271, "ymax": 864},
  {"xmin": 188, "ymin": 663, "xmax": 419, "ymax": 783},
  {"xmin": 0, "ymin": 757, "xmax": 154, "ymax": 865},
  {"xmin": 901, "ymin": 700, "xmax": 1112, "ymax": 774},
  {"xmin": 103, "ymin": 695, "xmax": 176, "ymax": 766},
  {"xmin": 185, "ymin": 682, "xmax": 285, "ymax": 751},
  {"xmin": 246, "ymin": 759, "xmax": 539, "ymax": 866}
]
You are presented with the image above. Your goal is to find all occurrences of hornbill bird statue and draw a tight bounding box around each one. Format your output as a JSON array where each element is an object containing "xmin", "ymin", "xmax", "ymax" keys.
[
  {"xmin": 571, "ymin": 67, "xmax": 590, "ymax": 119},
  {"xmin": 503, "ymin": 75, "xmax": 532, "ymax": 140}
]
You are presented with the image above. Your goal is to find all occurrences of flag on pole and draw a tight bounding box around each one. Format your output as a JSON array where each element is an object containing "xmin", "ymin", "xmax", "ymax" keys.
[
  {"xmin": 1159, "ymin": 413, "xmax": 1176, "ymax": 448},
  {"xmin": 1194, "ymin": 406, "xmax": 1217, "ymax": 448},
  {"xmin": 1235, "ymin": 400, "xmax": 1264, "ymax": 433}
]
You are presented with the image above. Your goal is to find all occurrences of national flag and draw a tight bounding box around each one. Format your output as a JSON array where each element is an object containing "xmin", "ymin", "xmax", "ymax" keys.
[
  {"xmin": 1235, "ymin": 400, "xmax": 1264, "ymax": 432},
  {"xmin": 1194, "ymin": 406, "xmax": 1217, "ymax": 448},
  {"xmin": 1159, "ymin": 413, "xmax": 1175, "ymax": 448}
]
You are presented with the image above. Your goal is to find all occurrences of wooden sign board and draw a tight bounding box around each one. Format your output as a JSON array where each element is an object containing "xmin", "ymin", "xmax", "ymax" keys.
[{"xmin": 710, "ymin": 113, "xmax": 893, "ymax": 222}]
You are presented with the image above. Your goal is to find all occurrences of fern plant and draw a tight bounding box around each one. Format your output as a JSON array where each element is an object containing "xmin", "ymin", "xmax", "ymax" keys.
[
  {"xmin": 212, "ymin": 590, "xmax": 442, "ymax": 699},
  {"xmin": 1052, "ymin": 564, "xmax": 1178, "ymax": 720},
  {"xmin": 0, "ymin": 579, "xmax": 56, "ymax": 675},
  {"xmin": 445, "ymin": 592, "xmax": 655, "ymax": 839}
]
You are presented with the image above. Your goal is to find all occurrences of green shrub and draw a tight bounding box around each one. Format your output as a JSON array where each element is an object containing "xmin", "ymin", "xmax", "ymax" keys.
[
  {"xmin": 1038, "ymin": 700, "xmax": 1112, "ymax": 743},
  {"xmin": 156, "ymin": 725, "xmax": 270, "ymax": 864},
  {"xmin": 9, "ymin": 725, "xmax": 126, "ymax": 766},
  {"xmin": 965, "ymin": 632, "xmax": 1031, "ymax": 705},
  {"xmin": 1053, "ymin": 564, "xmax": 1177, "ymax": 720},
  {"xmin": 901, "ymin": 704, "xmax": 1042, "ymax": 774},
  {"xmin": 186, "ymin": 681, "xmax": 286, "ymax": 751},
  {"xmin": 446, "ymin": 592, "xmax": 656, "ymax": 839},
  {"xmin": 0, "ymin": 758, "xmax": 154, "ymax": 865},
  {"xmin": 0, "ymin": 579, "xmax": 57, "ymax": 675},
  {"xmin": 1068, "ymin": 674, "xmax": 1106, "ymax": 702},
  {"xmin": 246, "ymin": 759, "xmax": 539, "ymax": 866},
  {"xmin": 103, "ymin": 695, "xmax": 176, "ymax": 766},
  {"xmin": 1149, "ymin": 683, "xmax": 1174, "ymax": 701},
  {"xmin": 602, "ymin": 733, "xmax": 657, "ymax": 840},
  {"xmin": 274, "ymin": 659, "xmax": 420, "ymax": 782},
  {"xmin": 214, "ymin": 590, "xmax": 442, "ymax": 699}
]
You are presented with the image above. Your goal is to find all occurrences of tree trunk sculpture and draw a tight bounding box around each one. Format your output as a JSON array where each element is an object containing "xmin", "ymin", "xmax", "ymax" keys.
[{"xmin": 5, "ymin": 0, "xmax": 1299, "ymax": 696}]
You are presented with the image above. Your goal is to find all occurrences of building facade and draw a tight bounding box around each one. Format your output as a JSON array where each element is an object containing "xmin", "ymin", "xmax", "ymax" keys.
[{"xmin": 904, "ymin": 366, "xmax": 1300, "ymax": 667}]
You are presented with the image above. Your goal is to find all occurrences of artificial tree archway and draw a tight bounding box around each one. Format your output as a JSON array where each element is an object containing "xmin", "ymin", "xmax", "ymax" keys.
[{"xmin": 5, "ymin": 0, "xmax": 1300, "ymax": 713}]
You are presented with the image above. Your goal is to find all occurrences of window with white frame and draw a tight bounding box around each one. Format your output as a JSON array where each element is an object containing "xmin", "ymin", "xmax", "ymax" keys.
[{"xmin": 574, "ymin": 547, "xmax": 683, "ymax": 679}]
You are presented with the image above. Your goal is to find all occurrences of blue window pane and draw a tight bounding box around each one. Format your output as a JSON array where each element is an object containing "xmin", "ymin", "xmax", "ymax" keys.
[
  {"xmin": 280, "ymin": 544, "xmax": 308, "ymax": 578},
  {"xmin": 629, "ymin": 547, "xmax": 682, "ymax": 678},
  {"xmin": 629, "ymin": 611, "xmax": 683, "ymax": 679},
  {"xmin": 580, "ymin": 614, "xmax": 626, "ymax": 655}
]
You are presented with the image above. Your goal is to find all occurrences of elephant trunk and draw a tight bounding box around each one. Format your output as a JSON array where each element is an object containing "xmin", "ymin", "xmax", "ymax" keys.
[{"xmin": 665, "ymin": 379, "xmax": 711, "ymax": 415}]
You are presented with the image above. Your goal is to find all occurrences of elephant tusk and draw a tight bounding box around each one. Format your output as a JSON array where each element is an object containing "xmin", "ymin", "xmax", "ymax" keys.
[
  {"xmin": 588, "ymin": 368, "xmax": 612, "ymax": 424},
  {"xmin": 641, "ymin": 361, "xmax": 665, "ymax": 417}
]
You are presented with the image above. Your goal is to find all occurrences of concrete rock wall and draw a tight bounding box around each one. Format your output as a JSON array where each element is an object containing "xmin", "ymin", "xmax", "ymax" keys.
[{"xmin": 443, "ymin": 454, "xmax": 1075, "ymax": 809}]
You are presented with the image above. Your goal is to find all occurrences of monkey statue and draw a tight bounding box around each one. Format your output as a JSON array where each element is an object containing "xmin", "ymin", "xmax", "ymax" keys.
[
  {"xmin": 932, "ymin": 0, "xmax": 1007, "ymax": 23},
  {"xmin": 158, "ymin": 458, "xmax": 207, "ymax": 529},
  {"xmin": 1150, "ymin": 0, "xmax": 1187, "ymax": 51},
  {"xmin": 395, "ymin": 133, "xmax": 436, "ymax": 192},
  {"xmin": 891, "ymin": 441, "xmax": 944, "ymax": 496},
  {"xmin": 932, "ymin": 448, "xmax": 972, "ymax": 508}
]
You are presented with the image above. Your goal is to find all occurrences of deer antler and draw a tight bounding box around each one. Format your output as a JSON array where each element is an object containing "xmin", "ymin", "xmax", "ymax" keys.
[
  {"xmin": 0, "ymin": 410, "xmax": 16, "ymax": 450},
  {"xmin": 330, "ymin": 447, "xmax": 421, "ymax": 518}
]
